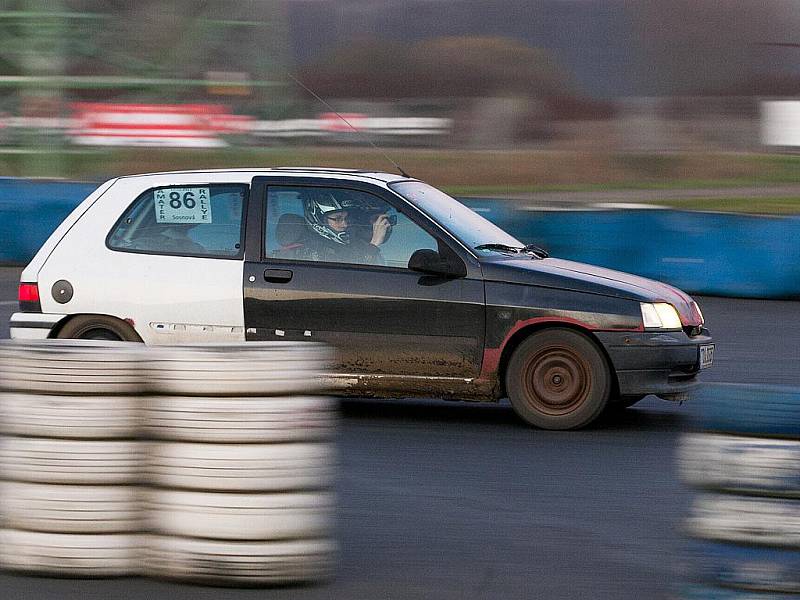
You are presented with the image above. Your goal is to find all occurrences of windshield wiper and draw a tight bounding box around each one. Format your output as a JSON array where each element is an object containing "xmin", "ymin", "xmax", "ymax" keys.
[
  {"xmin": 474, "ymin": 243, "xmax": 521, "ymax": 254},
  {"xmin": 521, "ymin": 244, "xmax": 549, "ymax": 258},
  {"xmin": 474, "ymin": 243, "xmax": 549, "ymax": 259}
]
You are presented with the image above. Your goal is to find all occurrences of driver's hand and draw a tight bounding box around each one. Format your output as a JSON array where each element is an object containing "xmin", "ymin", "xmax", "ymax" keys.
[{"xmin": 370, "ymin": 214, "xmax": 392, "ymax": 246}]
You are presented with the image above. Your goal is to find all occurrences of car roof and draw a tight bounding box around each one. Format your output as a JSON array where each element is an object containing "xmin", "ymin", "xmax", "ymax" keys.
[{"xmin": 117, "ymin": 167, "xmax": 414, "ymax": 185}]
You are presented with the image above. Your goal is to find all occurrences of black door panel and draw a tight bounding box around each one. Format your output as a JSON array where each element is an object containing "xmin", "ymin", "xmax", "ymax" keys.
[
  {"xmin": 244, "ymin": 260, "xmax": 484, "ymax": 377},
  {"xmin": 243, "ymin": 176, "xmax": 486, "ymax": 380}
]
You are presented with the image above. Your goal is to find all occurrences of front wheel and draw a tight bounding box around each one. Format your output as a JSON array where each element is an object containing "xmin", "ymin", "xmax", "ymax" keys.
[{"xmin": 505, "ymin": 329, "xmax": 611, "ymax": 430}]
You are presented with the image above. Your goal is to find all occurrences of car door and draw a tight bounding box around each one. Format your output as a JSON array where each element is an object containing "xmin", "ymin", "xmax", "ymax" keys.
[{"xmin": 242, "ymin": 176, "xmax": 485, "ymax": 378}]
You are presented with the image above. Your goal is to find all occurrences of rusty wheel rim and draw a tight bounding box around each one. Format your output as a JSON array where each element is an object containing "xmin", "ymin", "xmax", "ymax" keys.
[{"xmin": 522, "ymin": 346, "xmax": 592, "ymax": 416}]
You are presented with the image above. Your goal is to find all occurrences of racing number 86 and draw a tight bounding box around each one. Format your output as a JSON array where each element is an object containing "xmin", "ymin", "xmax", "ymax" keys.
[{"xmin": 169, "ymin": 191, "xmax": 196, "ymax": 209}]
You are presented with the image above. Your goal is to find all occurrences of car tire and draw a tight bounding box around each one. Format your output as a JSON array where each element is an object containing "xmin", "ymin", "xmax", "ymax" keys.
[
  {"xmin": 147, "ymin": 489, "xmax": 334, "ymax": 541},
  {"xmin": 686, "ymin": 493, "xmax": 800, "ymax": 548},
  {"xmin": 0, "ymin": 482, "xmax": 140, "ymax": 534},
  {"xmin": 680, "ymin": 433, "xmax": 800, "ymax": 496},
  {"xmin": 149, "ymin": 442, "xmax": 335, "ymax": 492},
  {"xmin": 144, "ymin": 535, "xmax": 335, "ymax": 585},
  {"xmin": 691, "ymin": 384, "xmax": 800, "ymax": 439},
  {"xmin": 147, "ymin": 343, "xmax": 332, "ymax": 397},
  {"xmin": 146, "ymin": 395, "xmax": 336, "ymax": 443},
  {"xmin": 0, "ymin": 393, "xmax": 140, "ymax": 439},
  {"xmin": 505, "ymin": 328, "xmax": 611, "ymax": 430},
  {"xmin": 56, "ymin": 315, "xmax": 143, "ymax": 342},
  {"xmin": 686, "ymin": 539, "xmax": 800, "ymax": 594},
  {"xmin": 0, "ymin": 529, "xmax": 140, "ymax": 577},
  {"xmin": 0, "ymin": 437, "xmax": 142, "ymax": 485}
]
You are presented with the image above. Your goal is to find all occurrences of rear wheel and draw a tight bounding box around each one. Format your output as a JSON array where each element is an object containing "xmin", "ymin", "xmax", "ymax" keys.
[
  {"xmin": 56, "ymin": 315, "xmax": 142, "ymax": 342},
  {"xmin": 505, "ymin": 329, "xmax": 611, "ymax": 430}
]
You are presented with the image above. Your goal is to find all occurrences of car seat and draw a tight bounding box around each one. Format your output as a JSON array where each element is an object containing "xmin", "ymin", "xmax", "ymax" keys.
[{"xmin": 273, "ymin": 213, "xmax": 307, "ymax": 256}]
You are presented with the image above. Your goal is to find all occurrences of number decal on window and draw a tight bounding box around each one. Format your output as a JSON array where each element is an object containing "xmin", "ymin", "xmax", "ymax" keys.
[{"xmin": 155, "ymin": 187, "xmax": 212, "ymax": 223}]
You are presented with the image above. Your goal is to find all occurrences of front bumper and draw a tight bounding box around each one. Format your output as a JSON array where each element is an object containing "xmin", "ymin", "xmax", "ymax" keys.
[
  {"xmin": 9, "ymin": 312, "xmax": 67, "ymax": 340},
  {"xmin": 595, "ymin": 328, "xmax": 713, "ymax": 398}
]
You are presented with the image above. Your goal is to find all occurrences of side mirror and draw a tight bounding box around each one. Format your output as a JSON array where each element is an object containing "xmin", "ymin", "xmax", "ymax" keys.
[{"xmin": 408, "ymin": 249, "xmax": 466, "ymax": 278}]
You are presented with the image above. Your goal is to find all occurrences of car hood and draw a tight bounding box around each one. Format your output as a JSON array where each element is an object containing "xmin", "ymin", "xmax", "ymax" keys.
[{"xmin": 481, "ymin": 257, "xmax": 703, "ymax": 326}]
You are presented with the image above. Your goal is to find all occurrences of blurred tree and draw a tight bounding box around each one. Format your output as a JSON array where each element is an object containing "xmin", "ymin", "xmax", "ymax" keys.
[
  {"xmin": 298, "ymin": 35, "xmax": 569, "ymax": 100},
  {"xmin": 410, "ymin": 37, "xmax": 565, "ymax": 98}
]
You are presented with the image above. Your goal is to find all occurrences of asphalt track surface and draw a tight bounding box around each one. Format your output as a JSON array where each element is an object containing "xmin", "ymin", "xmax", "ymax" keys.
[{"xmin": 0, "ymin": 266, "xmax": 797, "ymax": 600}]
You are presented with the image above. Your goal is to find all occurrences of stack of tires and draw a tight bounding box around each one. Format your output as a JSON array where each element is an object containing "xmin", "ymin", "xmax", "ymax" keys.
[
  {"xmin": 0, "ymin": 340, "xmax": 145, "ymax": 576},
  {"xmin": 680, "ymin": 383, "xmax": 800, "ymax": 599},
  {"xmin": 143, "ymin": 343, "xmax": 338, "ymax": 586}
]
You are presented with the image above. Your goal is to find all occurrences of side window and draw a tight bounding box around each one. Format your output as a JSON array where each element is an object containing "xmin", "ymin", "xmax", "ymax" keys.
[
  {"xmin": 107, "ymin": 185, "xmax": 246, "ymax": 258},
  {"xmin": 265, "ymin": 185, "xmax": 438, "ymax": 268}
]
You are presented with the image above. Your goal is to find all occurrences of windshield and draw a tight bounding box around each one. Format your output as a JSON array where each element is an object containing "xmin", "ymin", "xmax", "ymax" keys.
[{"xmin": 389, "ymin": 181, "xmax": 523, "ymax": 252}]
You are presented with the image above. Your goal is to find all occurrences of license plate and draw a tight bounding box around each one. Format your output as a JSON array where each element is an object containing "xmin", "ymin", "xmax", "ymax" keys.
[{"xmin": 699, "ymin": 344, "xmax": 715, "ymax": 369}]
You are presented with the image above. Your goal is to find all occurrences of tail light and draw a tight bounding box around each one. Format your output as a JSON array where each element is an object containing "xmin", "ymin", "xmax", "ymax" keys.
[{"xmin": 18, "ymin": 283, "xmax": 41, "ymax": 313}]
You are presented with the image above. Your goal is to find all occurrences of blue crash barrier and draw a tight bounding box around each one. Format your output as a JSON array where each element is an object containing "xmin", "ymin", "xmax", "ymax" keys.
[
  {"xmin": 1, "ymin": 179, "xmax": 799, "ymax": 299},
  {"xmin": 460, "ymin": 199, "xmax": 800, "ymax": 299},
  {"xmin": 0, "ymin": 178, "xmax": 98, "ymax": 266}
]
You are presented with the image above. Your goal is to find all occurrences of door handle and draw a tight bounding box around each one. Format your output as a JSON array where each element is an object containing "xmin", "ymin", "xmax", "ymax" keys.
[{"xmin": 264, "ymin": 269, "xmax": 293, "ymax": 283}]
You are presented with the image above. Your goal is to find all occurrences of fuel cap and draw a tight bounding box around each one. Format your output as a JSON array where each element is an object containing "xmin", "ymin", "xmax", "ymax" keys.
[{"xmin": 52, "ymin": 280, "xmax": 74, "ymax": 304}]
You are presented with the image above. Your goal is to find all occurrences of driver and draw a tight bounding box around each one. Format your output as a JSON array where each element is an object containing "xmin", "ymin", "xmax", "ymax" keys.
[{"xmin": 291, "ymin": 190, "xmax": 392, "ymax": 264}]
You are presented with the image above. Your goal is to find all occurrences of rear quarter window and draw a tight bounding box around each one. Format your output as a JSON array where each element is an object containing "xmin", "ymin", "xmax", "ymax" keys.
[{"xmin": 107, "ymin": 185, "xmax": 247, "ymax": 258}]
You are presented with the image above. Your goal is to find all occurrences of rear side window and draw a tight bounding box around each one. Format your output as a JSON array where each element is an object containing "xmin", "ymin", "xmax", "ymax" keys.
[{"xmin": 107, "ymin": 185, "xmax": 246, "ymax": 258}]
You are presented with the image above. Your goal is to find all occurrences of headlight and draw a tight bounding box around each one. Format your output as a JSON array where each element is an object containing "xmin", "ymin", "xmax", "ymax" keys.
[{"xmin": 640, "ymin": 302, "xmax": 682, "ymax": 330}]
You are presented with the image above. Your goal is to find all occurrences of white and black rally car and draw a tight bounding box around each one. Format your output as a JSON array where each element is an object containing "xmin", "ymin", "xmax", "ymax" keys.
[{"xmin": 10, "ymin": 168, "xmax": 713, "ymax": 429}]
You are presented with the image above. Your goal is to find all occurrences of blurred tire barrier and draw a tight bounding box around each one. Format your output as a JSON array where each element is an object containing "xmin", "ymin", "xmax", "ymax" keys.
[
  {"xmin": 679, "ymin": 384, "xmax": 800, "ymax": 598},
  {"xmin": 146, "ymin": 395, "xmax": 334, "ymax": 443},
  {"xmin": 145, "ymin": 536, "xmax": 336, "ymax": 586},
  {"xmin": 147, "ymin": 344, "xmax": 329, "ymax": 397},
  {"xmin": 1, "ymin": 482, "xmax": 141, "ymax": 534},
  {"xmin": 147, "ymin": 489, "xmax": 334, "ymax": 541},
  {"xmin": 0, "ymin": 530, "xmax": 141, "ymax": 577},
  {"xmin": 0, "ymin": 340, "xmax": 144, "ymax": 576},
  {"xmin": 680, "ymin": 434, "xmax": 800, "ymax": 497},
  {"xmin": 686, "ymin": 540, "xmax": 800, "ymax": 595},
  {"xmin": 686, "ymin": 494, "xmax": 800, "ymax": 547},
  {"xmin": 0, "ymin": 437, "xmax": 142, "ymax": 485},
  {"xmin": 149, "ymin": 442, "xmax": 335, "ymax": 492},
  {"xmin": 143, "ymin": 342, "xmax": 336, "ymax": 585},
  {"xmin": 0, "ymin": 393, "xmax": 140, "ymax": 439},
  {"xmin": 0, "ymin": 339, "xmax": 337, "ymax": 586}
]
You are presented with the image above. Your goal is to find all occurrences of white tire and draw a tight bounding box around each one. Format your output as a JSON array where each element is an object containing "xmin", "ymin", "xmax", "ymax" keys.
[
  {"xmin": 151, "ymin": 376, "xmax": 320, "ymax": 397},
  {"xmin": 0, "ymin": 529, "xmax": 140, "ymax": 576},
  {"xmin": 0, "ymin": 339, "xmax": 146, "ymax": 362},
  {"xmin": 147, "ymin": 341, "xmax": 332, "ymax": 364},
  {"xmin": 146, "ymin": 342, "xmax": 333, "ymax": 396},
  {"xmin": 0, "ymin": 393, "xmax": 140, "ymax": 439},
  {"xmin": 680, "ymin": 433, "xmax": 800, "ymax": 496},
  {"xmin": 1, "ymin": 482, "xmax": 140, "ymax": 534},
  {"xmin": 146, "ymin": 396, "xmax": 336, "ymax": 443},
  {"xmin": 148, "ymin": 489, "xmax": 334, "ymax": 541},
  {"xmin": 145, "ymin": 535, "xmax": 335, "ymax": 585},
  {"xmin": 0, "ymin": 437, "xmax": 142, "ymax": 485},
  {"xmin": 148, "ymin": 442, "xmax": 335, "ymax": 492},
  {"xmin": 0, "ymin": 376, "xmax": 143, "ymax": 395},
  {"xmin": 686, "ymin": 493, "xmax": 800, "ymax": 547}
]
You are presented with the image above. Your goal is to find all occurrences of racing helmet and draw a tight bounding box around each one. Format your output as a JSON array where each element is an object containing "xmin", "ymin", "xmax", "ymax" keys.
[{"xmin": 302, "ymin": 189, "xmax": 353, "ymax": 244}]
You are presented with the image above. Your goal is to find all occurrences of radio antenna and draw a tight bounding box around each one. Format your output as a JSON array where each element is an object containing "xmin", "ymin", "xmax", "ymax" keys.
[{"xmin": 287, "ymin": 73, "xmax": 411, "ymax": 178}]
